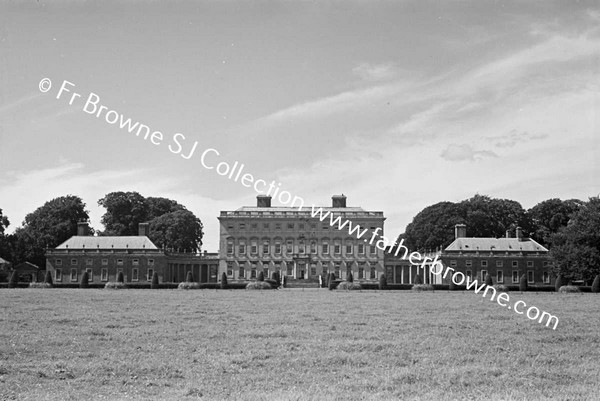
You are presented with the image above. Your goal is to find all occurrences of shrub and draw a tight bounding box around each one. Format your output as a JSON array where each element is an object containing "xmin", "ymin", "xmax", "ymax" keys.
[
  {"xmin": 178, "ymin": 281, "xmax": 200, "ymax": 290},
  {"xmin": 117, "ymin": 271, "xmax": 124, "ymax": 283},
  {"xmin": 484, "ymin": 273, "xmax": 493, "ymax": 287},
  {"xmin": 328, "ymin": 273, "xmax": 336, "ymax": 290},
  {"xmin": 271, "ymin": 271, "xmax": 280, "ymax": 284},
  {"xmin": 151, "ymin": 272, "xmax": 159, "ymax": 289},
  {"xmin": 448, "ymin": 278, "xmax": 456, "ymax": 291},
  {"xmin": 246, "ymin": 281, "xmax": 272, "ymax": 290},
  {"xmin": 186, "ymin": 271, "xmax": 194, "ymax": 283},
  {"xmin": 258, "ymin": 271, "xmax": 264, "ymax": 282},
  {"xmin": 519, "ymin": 274, "xmax": 528, "ymax": 292},
  {"xmin": 336, "ymin": 281, "xmax": 362, "ymax": 290},
  {"xmin": 378, "ymin": 274, "xmax": 387, "ymax": 290},
  {"xmin": 493, "ymin": 284, "xmax": 509, "ymax": 293},
  {"xmin": 413, "ymin": 274, "xmax": 422, "ymax": 285},
  {"xmin": 80, "ymin": 271, "xmax": 89, "ymax": 289},
  {"xmin": 29, "ymin": 282, "xmax": 52, "ymax": 289},
  {"xmin": 555, "ymin": 274, "xmax": 563, "ymax": 292},
  {"xmin": 558, "ymin": 285, "xmax": 581, "ymax": 293},
  {"xmin": 105, "ymin": 282, "xmax": 127, "ymax": 289},
  {"xmin": 220, "ymin": 272, "xmax": 228, "ymax": 289},
  {"xmin": 264, "ymin": 278, "xmax": 278, "ymax": 288},
  {"xmin": 347, "ymin": 272, "xmax": 354, "ymax": 283},
  {"xmin": 412, "ymin": 284, "xmax": 434, "ymax": 292},
  {"xmin": 8, "ymin": 271, "xmax": 18, "ymax": 288},
  {"xmin": 44, "ymin": 271, "xmax": 53, "ymax": 286},
  {"xmin": 591, "ymin": 275, "xmax": 600, "ymax": 293}
]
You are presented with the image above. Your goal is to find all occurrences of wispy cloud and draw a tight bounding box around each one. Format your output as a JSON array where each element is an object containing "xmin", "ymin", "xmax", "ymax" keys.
[
  {"xmin": 440, "ymin": 144, "xmax": 498, "ymax": 162},
  {"xmin": 352, "ymin": 62, "xmax": 397, "ymax": 81}
]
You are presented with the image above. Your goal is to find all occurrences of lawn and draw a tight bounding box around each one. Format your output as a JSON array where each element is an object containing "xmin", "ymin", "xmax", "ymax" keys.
[{"xmin": 0, "ymin": 288, "xmax": 598, "ymax": 400}]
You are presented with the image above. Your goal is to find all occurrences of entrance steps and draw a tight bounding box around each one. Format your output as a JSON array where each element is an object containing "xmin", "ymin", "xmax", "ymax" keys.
[{"xmin": 284, "ymin": 277, "xmax": 321, "ymax": 289}]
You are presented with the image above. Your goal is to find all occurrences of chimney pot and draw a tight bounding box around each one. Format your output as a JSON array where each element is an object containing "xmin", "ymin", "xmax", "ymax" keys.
[
  {"xmin": 257, "ymin": 195, "xmax": 272, "ymax": 207},
  {"xmin": 454, "ymin": 224, "xmax": 467, "ymax": 239},
  {"xmin": 77, "ymin": 221, "xmax": 90, "ymax": 236},
  {"xmin": 332, "ymin": 195, "xmax": 347, "ymax": 208},
  {"xmin": 138, "ymin": 223, "xmax": 149, "ymax": 237},
  {"xmin": 516, "ymin": 227, "xmax": 523, "ymax": 241}
]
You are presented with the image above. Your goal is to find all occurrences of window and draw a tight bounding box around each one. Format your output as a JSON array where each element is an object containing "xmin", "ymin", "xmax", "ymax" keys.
[
  {"xmin": 543, "ymin": 271, "xmax": 550, "ymax": 284},
  {"xmin": 310, "ymin": 223, "xmax": 316, "ymax": 229},
  {"xmin": 311, "ymin": 241, "xmax": 317, "ymax": 254},
  {"xmin": 239, "ymin": 223, "xmax": 245, "ymax": 229},
  {"xmin": 227, "ymin": 242, "xmax": 234, "ymax": 255},
  {"xmin": 512, "ymin": 261, "xmax": 518, "ymax": 267},
  {"xmin": 481, "ymin": 260, "xmax": 488, "ymax": 268},
  {"xmin": 299, "ymin": 241, "xmax": 305, "ymax": 254},
  {"xmin": 358, "ymin": 265, "xmax": 364, "ymax": 279},
  {"xmin": 286, "ymin": 240, "xmax": 293, "ymax": 253},
  {"xmin": 263, "ymin": 223, "xmax": 269, "ymax": 229},
  {"xmin": 370, "ymin": 245, "xmax": 376, "ymax": 255},
  {"xmin": 132, "ymin": 268, "xmax": 139, "ymax": 282},
  {"xmin": 275, "ymin": 223, "xmax": 281, "ymax": 230},
  {"xmin": 55, "ymin": 268, "xmax": 62, "ymax": 282},
  {"xmin": 263, "ymin": 267, "xmax": 269, "ymax": 278},
  {"xmin": 512, "ymin": 271, "xmax": 519, "ymax": 283},
  {"xmin": 250, "ymin": 223, "xmax": 257, "ymax": 229},
  {"xmin": 117, "ymin": 259, "xmax": 124, "ymax": 266},
  {"xmin": 263, "ymin": 242, "xmax": 269, "ymax": 254},
  {"xmin": 84, "ymin": 259, "xmax": 93, "ymax": 266},
  {"xmin": 132, "ymin": 259, "xmax": 139, "ymax": 266},
  {"xmin": 334, "ymin": 262, "xmax": 341, "ymax": 277},
  {"xmin": 227, "ymin": 262, "xmax": 234, "ymax": 277},
  {"xmin": 322, "ymin": 263, "xmax": 328, "ymax": 275},
  {"xmin": 250, "ymin": 242, "xmax": 258, "ymax": 255},
  {"xmin": 299, "ymin": 223, "xmax": 304, "ymax": 230},
  {"xmin": 527, "ymin": 261, "xmax": 534, "ymax": 268},
  {"xmin": 148, "ymin": 259, "xmax": 154, "ymax": 266},
  {"xmin": 55, "ymin": 259, "xmax": 62, "ymax": 266},
  {"xmin": 496, "ymin": 270, "xmax": 504, "ymax": 283},
  {"xmin": 102, "ymin": 259, "xmax": 108, "ymax": 266},
  {"xmin": 370, "ymin": 264, "xmax": 376, "ymax": 279},
  {"xmin": 86, "ymin": 268, "xmax": 93, "ymax": 282},
  {"xmin": 466, "ymin": 270, "xmax": 472, "ymax": 280},
  {"xmin": 496, "ymin": 260, "xmax": 503, "ymax": 267},
  {"xmin": 70, "ymin": 268, "xmax": 78, "ymax": 282},
  {"xmin": 527, "ymin": 270, "xmax": 534, "ymax": 283},
  {"xmin": 239, "ymin": 266, "xmax": 245, "ymax": 279},
  {"xmin": 322, "ymin": 224, "xmax": 328, "ymax": 230},
  {"xmin": 101, "ymin": 268, "xmax": 108, "ymax": 282},
  {"xmin": 147, "ymin": 268, "xmax": 154, "ymax": 281},
  {"xmin": 287, "ymin": 223, "xmax": 294, "ymax": 229},
  {"xmin": 358, "ymin": 244, "xmax": 365, "ymax": 255},
  {"xmin": 322, "ymin": 243, "xmax": 329, "ymax": 254},
  {"xmin": 71, "ymin": 259, "xmax": 77, "ymax": 266},
  {"xmin": 465, "ymin": 260, "xmax": 472, "ymax": 267},
  {"xmin": 346, "ymin": 244, "xmax": 353, "ymax": 255},
  {"xmin": 275, "ymin": 242, "xmax": 282, "ymax": 255},
  {"xmin": 227, "ymin": 223, "xmax": 234, "ymax": 229},
  {"xmin": 239, "ymin": 244, "xmax": 246, "ymax": 254},
  {"xmin": 480, "ymin": 270, "xmax": 488, "ymax": 281},
  {"xmin": 334, "ymin": 244, "xmax": 341, "ymax": 254},
  {"xmin": 310, "ymin": 265, "xmax": 316, "ymax": 276},
  {"xmin": 450, "ymin": 260, "xmax": 457, "ymax": 267}
]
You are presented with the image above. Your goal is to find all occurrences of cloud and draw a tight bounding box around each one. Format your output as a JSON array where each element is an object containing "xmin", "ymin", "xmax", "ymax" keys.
[
  {"xmin": 352, "ymin": 62, "xmax": 397, "ymax": 81},
  {"xmin": 486, "ymin": 130, "xmax": 550, "ymax": 148},
  {"xmin": 440, "ymin": 144, "xmax": 498, "ymax": 162}
]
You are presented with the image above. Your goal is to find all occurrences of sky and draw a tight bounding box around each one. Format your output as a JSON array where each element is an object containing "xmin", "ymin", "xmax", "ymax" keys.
[{"xmin": 0, "ymin": 1, "xmax": 598, "ymax": 252}]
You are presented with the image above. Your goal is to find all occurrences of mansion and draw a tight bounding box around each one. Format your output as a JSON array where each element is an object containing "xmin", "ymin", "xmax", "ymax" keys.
[{"xmin": 45, "ymin": 195, "xmax": 555, "ymax": 286}]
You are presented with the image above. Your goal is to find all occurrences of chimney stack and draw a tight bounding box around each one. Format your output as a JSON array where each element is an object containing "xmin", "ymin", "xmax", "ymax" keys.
[
  {"xmin": 516, "ymin": 227, "xmax": 523, "ymax": 241},
  {"xmin": 257, "ymin": 195, "xmax": 271, "ymax": 207},
  {"xmin": 77, "ymin": 221, "xmax": 90, "ymax": 236},
  {"xmin": 138, "ymin": 223, "xmax": 149, "ymax": 237},
  {"xmin": 454, "ymin": 224, "xmax": 467, "ymax": 239},
  {"xmin": 332, "ymin": 195, "xmax": 347, "ymax": 208},
  {"xmin": 506, "ymin": 230, "xmax": 511, "ymax": 238}
]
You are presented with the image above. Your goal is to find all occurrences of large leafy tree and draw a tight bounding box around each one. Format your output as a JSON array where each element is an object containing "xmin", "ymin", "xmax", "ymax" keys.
[
  {"xmin": 549, "ymin": 197, "xmax": 600, "ymax": 283},
  {"xmin": 528, "ymin": 198, "xmax": 583, "ymax": 246},
  {"xmin": 12, "ymin": 196, "xmax": 90, "ymax": 266},
  {"xmin": 402, "ymin": 202, "xmax": 466, "ymax": 251},
  {"xmin": 98, "ymin": 192, "xmax": 203, "ymax": 251},
  {"xmin": 0, "ymin": 208, "xmax": 11, "ymax": 261}
]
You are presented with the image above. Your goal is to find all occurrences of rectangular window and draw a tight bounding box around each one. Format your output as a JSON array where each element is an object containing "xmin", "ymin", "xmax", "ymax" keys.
[
  {"xmin": 512, "ymin": 270, "xmax": 519, "ymax": 283},
  {"xmin": 239, "ymin": 223, "xmax": 245, "ymax": 229},
  {"xmin": 527, "ymin": 270, "xmax": 534, "ymax": 283},
  {"xmin": 465, "ymin": 260, "xmax": 472, "ymax": 267},
  {"xmin": 71, "ymin": 259, "xmax": 77, "ymax": 266},
  {"xmin": 275, "ymin": 243, "xmax": 281, "ymax": 255},
  {"xmin": 70, "ymin": 268, "xmax": 78, "ymax": 282},
  {"xmin": 55, "ymin": 268, "xmax": 62, "ymax": 282},
  {"xmin": 358, "ymin": 244, "xmax": 365, "ymax": 255},
  {"xmin": 299, "ymin": 242, "xmax": 305, "ymax": 254},
  {"xmin": 322, "ymin": 243, "xmax": 329, "ymax": 254},
  {"xmin": 346, "ymin": 244, "xmax": 353, "ymax": 254},
  {"xmin": 358, "ymin": 265, "xmax": 364, "ymax": 279},
  {"xmin": 334, "ymin": 244, "xmax": 341, "ymax": 254},
  {"xmin": 527, "ymin": 261, "xmax": 534, "ymax": 268},
  {"xmin": 370, "ymin": 245, "xmax": 376, "ymax": 255},
  {"xmin": 286, "ymin": 241, "xmax": 293, "ymax": 253},
  {"xmin": 117, "ymin": 259, "xmax": 124, "ymax": 266},
  {"xmin": 102, "ymin": 259, "xmax": 108, "ymax": 266},
  {"xmin": 147, "ymin": 268, "xmax": 154, "ymax": 281},
  {"xmin": 101, "ymin": 268, "xmax": 108, "ymax": 282},
  {"xmin": 466, "ymin": 270, "xmax": 472, "ymax": 280},
  {"xmin": 543, "ymin": 271, "xmax": 550, "ymax": 284},
  {"xmin": 286, "ymin": 264, "xmax": 293, "ymax": 276},
  {"xmin": 322, "ymin": 224, "xmax": 328, "ymax": 230},
  {"xmin": 263, "ymin": 242, "xmax": 269, "ymax": 254},
  {"xmin": 148, "ymin": 259, "xmax": 154, "ymax": 266},
  {"xmin": 250, "ymin": 243, "xmax": 258, "ymax": 255},
  {"xmin": 86, "ymin": 268, "xmax": 93, "ymax": 282},
  {"xmin": 239, "ymin": 266, "xmax": 245, "ymax": 279},
  {"xmin": 370, "ymin": 265, "xmax": 376, "ymax": 279},
  {"xmin": 132, "ymin": 259, "xmax": 139, "ymax": 266},
  {"xmin": 480, "ymin": 270, "xmax": 488, "ymax": 281},
  {"xmin": 310, "ymin": 265, "xmax": 316, "ymax": 276},
  {"xmin": 55, "ymin": 259, "xmax": 62, "ymax": 266},
  {"xmin": 250, "ymin": 223, "xmax": 257, "ymax": 229},
  {"xmin": 263, "ymin": 267, "xmax": 269, "ymax": 278},
  {"xmin": 496, "ymin": 270, "xmax": 504, "ymax": 283},
  {"xmin": 227, "ymin": 223, "xmax": 234, "ymax": 229},
  {"xmin": 275, "ymin": 223, "xmax": 281, "ymax": 230},
  {"xmin": 496, "ymin": 260, "xmax": 503, "ymax": 267},
  {"xmin": 227, "ymin": 243, "xmax": 234, "ymax": 255},
  {"xmin": 239, "ymin": 244, "xmax": 246, "ymax": 254},
  {"xmin": 85, "ymin": 259, "xmax": 93, "ymax": 266},
  {"xmin": 226, "ymin": 263, "xmax": 233, "ymax": 277},
  {"xmin": 287, "ymin": 223, "xmax": 294, "ymax": 229},
  {"xmin": 512, "ymin": 261, "xmax": 518, "ymax": 267},
  {"xmin": 263, "ymin": 223, "xmax": 269, "ymax": 229},
  {"xmin": 132, "ymin": 268, "xmax": 139, "ymax": 282},
  {"xmin": 481, "ymin": 260, "xmax": 488, "ymax": 268},
  {"xmin": 311, "ymin": 242, "xmax": 317, "ymax": 254},
  {"xmin": 450, "ymin": 260, "xmax": 457, "ymax": 267}
]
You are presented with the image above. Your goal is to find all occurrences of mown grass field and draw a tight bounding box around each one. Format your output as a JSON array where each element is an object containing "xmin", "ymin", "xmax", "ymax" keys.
[{"xmin": 0, "ymin": 288, "xmax": 599, "ymax": 400}]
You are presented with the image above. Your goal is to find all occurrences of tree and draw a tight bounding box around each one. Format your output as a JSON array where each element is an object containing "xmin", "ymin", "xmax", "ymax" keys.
[
  {"xmin": 591, "ymin": 275, "xmax": 600, "ymax": 293},
  {"xmin": 0, "ymin": 208, "xmax": 11, "ymax": 261},
  {"xmin": 414, "ymin": 274, "xmax": 422, "ymax": 285},
  {"xmin": 44, "ymin": 270, "xmax": 53, "ymax": 286},
  {"xmin": 186, "ymin": 271, "xmax": 194, "ymax": 283},
  {"xmin": 549, "ymin": 197, "xmax": 600, "ymax": 282},
  {"xmin": 8, "ymin": 270, "xmax": 18, "ymax": 288},
  {"xmin": 555, "ymin": 274, "xmax": 563, "ymax": 292},
  {"xmin": 0, "ymin": 208, "xmax": 9, "ymax": 236},
  {"xmin": 519, "ymin": 274, "xmax": 528, "ymax": 292},
  {"xmin": 378, "ymin": 274, "xmax": 387, "ymax": 290},
  {"xmin": 402, "ymin": 201, "xmax": 466, "ymax": 251},
  {"xmin": 347, "ymin": 272, "xmax": 353, "ymax": 283},
  {"xmin": 98, "ymin": 191, "xmax": 148, "ymax": 236},
  {"xmin": 146, "ymin": 197, "xmax": 185, "ymax": 220},
  {"xmin": 257, "ymin": 271, "xmax": 264, "ymax": 282},
  {"xmin": 328, "ymin": 273, "xmax": 336, "ymax": 290},
  {"xmin": 220, "ymin": 272, "xmax": 228, "ymax": 289},
  {"xmin": 151, "ymin": 271, "xmax": 159, "ymax": 289},
  {"xmin": 485, "ymin": 273, "xmax": 493, "ymax": 287},
  {"xmin": 80, "ymin": 271, "xmax": 89, "ymax": 289},
  {"xmin": 528, "ymin": 198, "xmax": 582, "ymax": 246},
  {"xmin": 11, "ymin": 196, "xmax": 90, "ymax": 267}
]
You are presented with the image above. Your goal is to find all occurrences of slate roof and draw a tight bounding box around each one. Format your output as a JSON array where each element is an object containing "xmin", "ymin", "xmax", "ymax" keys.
[
  {"xmin": 56, "ymin": 236, "xmax": 158, "ymax": 250},
  {"xmin": 445, "ymin": 237, "xmax": 548, "ymax": 253},
  {"xmin": 14, "ymin": 262, "xmax": 42, "ymax": 271}
]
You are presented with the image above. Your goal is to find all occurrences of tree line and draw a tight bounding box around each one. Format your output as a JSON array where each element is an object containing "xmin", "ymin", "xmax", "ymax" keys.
[
  {"xmin": 398, "ymin": 194, "xmax": 599, "ymax": 282},
  {"xmin": 0, "ymin": 191, "xmax": 203, "ymax": 270}
]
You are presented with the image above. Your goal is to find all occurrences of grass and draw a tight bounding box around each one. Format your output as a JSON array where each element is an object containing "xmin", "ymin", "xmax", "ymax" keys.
[{"xmin": 0, "ymin": 289, "xmax": 599, "ymax": 400}]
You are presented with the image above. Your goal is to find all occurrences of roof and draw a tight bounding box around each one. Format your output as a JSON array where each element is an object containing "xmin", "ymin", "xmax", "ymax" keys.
[
  {"xmin": 444, "ymin": 237, "xmax": 548, "ymax": 253},
  {"xmin": 14, "ymin": 261, "xmax": 42, "ymax": 271},
  {"xmin": 221, "ymin": 206, "xmax": 384, "ymax": 219},
  {"xmin": 0, "ymin": 257, "xmax": 10, "ymax": 264},
  {"xmin": 56, "ymin": 236, "xmax": 159, "ymax": 250},
  {"xmin": 236, "ymin": 206, "xmax": 367, "ymax": 212}
]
